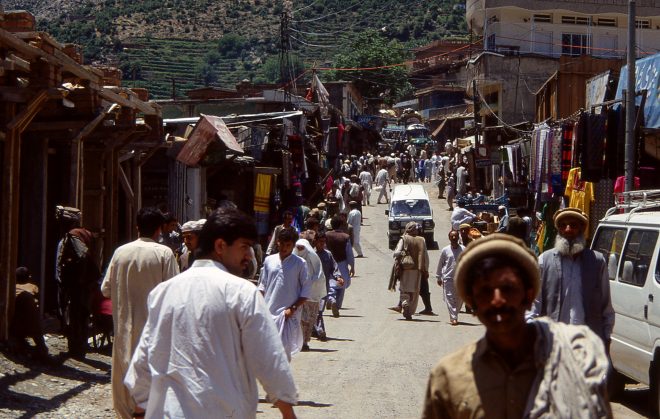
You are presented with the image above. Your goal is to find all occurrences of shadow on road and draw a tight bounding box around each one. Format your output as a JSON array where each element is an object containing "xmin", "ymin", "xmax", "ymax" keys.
[
  {"xmin": 305, "ymin": 348, "xmax": 338, "ymax": 353},
  {"xmin": 336, "ymin": 315, "xmax": 363, "ymax": 318},
  {"xmin": 298, "ymin": 400, "xmax": 333, "ymax": 408},
  {"xmin": 324, "ymin": 337, "xmax": 354, "ymax": 342},
  {"xmin": 615, "ymin": 386, "xmax": 651, "ymax": 417}
]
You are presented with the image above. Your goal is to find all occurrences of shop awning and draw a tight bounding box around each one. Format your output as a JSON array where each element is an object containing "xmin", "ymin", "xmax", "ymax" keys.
[
  {"xmin": 176, "ymin": 114, "xmax": 242, "ymax": 166},
  {"xmin": 431, "ymin": 119, "xmax": 448, "ymax": 138}
]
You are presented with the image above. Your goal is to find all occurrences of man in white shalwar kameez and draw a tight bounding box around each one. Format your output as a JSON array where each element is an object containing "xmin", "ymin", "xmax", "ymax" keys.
[
  {"xmin": 101, "ymin": 208, "xmax": 179, "ymax": 419},
  {"xmin": 259, "ymin": 228, "xmax": 312, "ymax": 360},
  {"xmin": 347, "ymin": 201, "xmax": 363, "ymax": 257},
  {"xmin": 124, "ymin": 208, "xmax": 298, "ymax": 419}
]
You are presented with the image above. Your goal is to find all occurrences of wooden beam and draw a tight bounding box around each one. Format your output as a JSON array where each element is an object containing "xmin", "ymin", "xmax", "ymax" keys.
[
  {"xmin": 0, "ymin": 28, "xmax": 100, "ymax": 83},
  {"xmin": 3, "ymin": 54, "xmax": 31, "ymax": 72},
  {"xmin": 99, "ymin": 88, "xmax": 159, "ymax": 116},
  {"xmin": 118, "ymin": 164, "xmax": 135, "ymax": 204}
]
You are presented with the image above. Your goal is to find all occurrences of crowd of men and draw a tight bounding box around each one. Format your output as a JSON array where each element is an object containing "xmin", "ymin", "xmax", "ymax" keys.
[{"xmin": 6, "ymin": 136, "xmax": 618, "ymax": 417}]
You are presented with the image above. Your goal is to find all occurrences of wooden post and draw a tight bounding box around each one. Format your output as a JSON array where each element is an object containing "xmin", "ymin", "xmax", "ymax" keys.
[{"xmin": 0, "ymin": 90, "xmax": 48, "ymax": 339}]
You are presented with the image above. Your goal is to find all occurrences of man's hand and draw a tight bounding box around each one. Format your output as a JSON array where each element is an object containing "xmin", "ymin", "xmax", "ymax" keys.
[
  {"xmin": 349, "ymin": 267, "xmax": 355, "ymax": 277},
  {"xmin": 284, "ymin": 307, "xmax": 295, "ymax": 318},
  {"xmin": 337, "ymin": 277, "xmax": 345, "ymax": 287},
  {"xmin": 274, "ymin": 400, "xmax": 297, "ymax": 419},
  {"xmin": 437, "ymin": 278, "xmax": 443, "ymax": 286},
  {"xmin": 132, "ymin": 406, "xmax": 146, "ymax": 418}
]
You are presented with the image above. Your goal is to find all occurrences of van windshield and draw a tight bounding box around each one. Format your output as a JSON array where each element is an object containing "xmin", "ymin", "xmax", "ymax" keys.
[{"xmin": 391, "ymin": 199, "xmax": 431, "ymax": 217}]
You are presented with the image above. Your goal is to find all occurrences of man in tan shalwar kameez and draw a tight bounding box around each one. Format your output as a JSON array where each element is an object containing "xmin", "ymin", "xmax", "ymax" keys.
[
  {"xmin": 101, "ymin": 208, "xmax": 179, "ymax": 418},
  {"xmin": 393, "ymin": 222, "xmax": 429, "ymax": 320}
]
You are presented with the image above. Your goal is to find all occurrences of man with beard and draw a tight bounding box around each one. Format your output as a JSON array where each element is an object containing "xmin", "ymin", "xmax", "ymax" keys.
[
  {"xmin": 422, "ymin": 234, "xmax": 611, "ymax": 418},
  {"xmin": 529, "ymin": 207, "xmax": 614, "ymax": 345}
]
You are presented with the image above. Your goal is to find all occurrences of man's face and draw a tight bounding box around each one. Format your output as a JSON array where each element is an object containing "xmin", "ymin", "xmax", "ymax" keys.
[
  {"xmin": 448, "ymin": 231, "xmax": 460, "ymax": 246},
  {"xmin": 470, "ymin": 266, "xmax": 534, "ymax": 336},
  {"xmin": 459, "ymin": 227, "xmax": 469, "ymax": 239},
  {"xmin": 163, "ymin": 220, "xmax": 177, "ymax": 233},
  {"xmin": 220, "ymin": 238, "xmax": 254, "ymax": 276},
  {"xmin": 278, "ymin": 240, "xmax": 294, "ymax": 259},
  {"xmin": 557, "ymin": 217, "xmax": 584, "ymax": 242},
  {"xmin": 183, "ymin": 232, "xmax": 199, "ymax": 251},
  {"xmin": 315, "ymin": 237, "xmax": 326, "ymax": 251},
  {"xmin": 283, "ymin": 213, "xmax": 293, "ymax": 227}
]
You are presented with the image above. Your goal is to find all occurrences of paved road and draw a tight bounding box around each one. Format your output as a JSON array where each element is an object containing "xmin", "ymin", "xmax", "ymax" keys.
[{"xmin": 258, "ymin": 182, "xmax": 649, "ymax": 418}]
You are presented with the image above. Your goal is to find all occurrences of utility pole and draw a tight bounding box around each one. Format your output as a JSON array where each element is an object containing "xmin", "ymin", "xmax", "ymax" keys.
[
  {"xmin": 473, "ymin": 79, "xmax": 480, "ymax": 146},
  {"xmin": 625, "ymin": 0, "xmax": 636, "ymax": 206},
  {"xmin": 279, "ymin": 1, "xmax": 293, "ymax": 107}
]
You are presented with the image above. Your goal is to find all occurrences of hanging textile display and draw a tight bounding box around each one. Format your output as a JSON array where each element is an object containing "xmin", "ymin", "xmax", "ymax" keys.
[
  {"xmin": 565, "ymin": 167, "xmax": 595, "ymax": 238},
  {"xmin": 254, "ymin": 173, "xmax": 272, "ymax": 236},
  {"xmin": 582, "ymin": 113, "xmax": 607, "ymax": 182},
  {"xmin": 560, "ymin": 122, "xmax": 574, "ymax": 186},
  {"xmin": 549, "ymin": 126, "xmax": 563, "ymax": 194}
]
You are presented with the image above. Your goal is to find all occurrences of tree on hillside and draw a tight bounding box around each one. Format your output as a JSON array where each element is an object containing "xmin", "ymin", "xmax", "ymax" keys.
[
  {"xmin": 328, "ymin": 29, "xmax": 412, "ymax": 105},
  {"xmin": 258, "ymin": 54, "xmax": 305, "ymax": 84}
]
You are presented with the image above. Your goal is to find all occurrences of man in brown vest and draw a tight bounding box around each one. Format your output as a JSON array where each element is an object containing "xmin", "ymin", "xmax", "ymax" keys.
[{"xmin": 325, "ymin": 216, "xmax": 355, "ymax": 317}]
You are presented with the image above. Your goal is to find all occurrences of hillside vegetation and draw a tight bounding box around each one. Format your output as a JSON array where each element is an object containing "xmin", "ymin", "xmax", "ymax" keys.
[{"xmin": 5, "ymin": 0, "xmax": 468, "ymax": 99}]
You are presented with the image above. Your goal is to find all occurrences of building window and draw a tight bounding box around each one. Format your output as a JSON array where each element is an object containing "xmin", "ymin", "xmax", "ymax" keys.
[
  {"xmin": 562, "ymin": 16, "xmax": 591, "ymax": 26},
  {"xmin": 562, "ymin": 33, "xmax": 592, "ymax": 56},
  {"xmin": 596, "ymin": 18, "xmax": 617, "ymax": 27},
  {"xmin": 533, "ymin": 14, "xmax": 552, "ymax": 24},
  {"xmin": 486, "ymin": 33, "xmax": 496, "ymax": 50},
  {"xmin": 636, "ymin": 19, "xmax": 651, "ymax": 29}
]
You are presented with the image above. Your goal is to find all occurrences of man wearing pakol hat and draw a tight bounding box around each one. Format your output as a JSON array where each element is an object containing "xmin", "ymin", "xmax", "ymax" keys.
[
  {"xmin": 422, "ymin": 234, "xmax": 611, "ymax": 418},
  {"xmin": 529, "ymin": 207, "xmax": 615, "ymax": 345},
  {"xmin": 178, "ymin": 219, "xmax": 206, "ymax": 272}
]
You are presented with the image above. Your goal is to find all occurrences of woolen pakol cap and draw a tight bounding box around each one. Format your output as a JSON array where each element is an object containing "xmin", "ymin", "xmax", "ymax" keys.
[
  {"xmin": 553, "ymin": 207, "xmax": 588, "ymax": 229},
  {"xmin": 454, "ymin": 233, "xmax": 540, "ymax": 304}
]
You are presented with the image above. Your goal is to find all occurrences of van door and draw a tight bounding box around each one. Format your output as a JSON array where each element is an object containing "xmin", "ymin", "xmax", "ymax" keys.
[{"xmin": 615, "ymin": 229, "xmax": 659, "ymax": 383}]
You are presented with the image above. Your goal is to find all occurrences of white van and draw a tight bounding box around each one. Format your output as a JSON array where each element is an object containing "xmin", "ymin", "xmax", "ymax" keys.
[
  {"xmin": 590, "ymin": 190, "xmax": 660, "ymax": 410},
  {"xmin": 385, "ymin": 184, "xmax": 435, "ymax": 249}
]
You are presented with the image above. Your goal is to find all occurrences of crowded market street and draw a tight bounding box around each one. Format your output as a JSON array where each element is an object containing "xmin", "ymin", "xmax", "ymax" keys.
[
  {"xmin": 252, "ymin": 183, "xmax": 646, "ymax": 419},
  {"xmin": 0, "ymin": 182, "xmax": 652, "ymax": 418}
]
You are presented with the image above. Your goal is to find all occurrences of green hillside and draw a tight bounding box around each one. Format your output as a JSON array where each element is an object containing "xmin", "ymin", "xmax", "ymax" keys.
[{"xmin": 5, "ymin": 0, "xmax": 468, "ymax": 99}]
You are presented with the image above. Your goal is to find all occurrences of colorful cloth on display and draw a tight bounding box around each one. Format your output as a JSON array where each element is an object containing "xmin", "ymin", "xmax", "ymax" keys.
[
  {"xmin": 560, "ymin": 122, "xmax": 574, "ymax": 187},
  {"xmin": 550, "ymin": 126, "xmax": 563, "ymax": 194},
  {"xmin": 254, "ymin": 173, "xmax": 272, "ymax": 212},
  {"xmin": 565, "ymin": 168, "xmax": 595, "ymax": 238}
]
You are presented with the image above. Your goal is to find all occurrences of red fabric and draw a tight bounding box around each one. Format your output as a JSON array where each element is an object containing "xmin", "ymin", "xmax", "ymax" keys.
[{"xmin": 337, "ymin": 123, "xmax": 345, "ymax": 150}]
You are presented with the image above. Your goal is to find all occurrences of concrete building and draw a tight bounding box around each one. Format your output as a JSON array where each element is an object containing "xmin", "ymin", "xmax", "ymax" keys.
[{"xmin": 467, "ymin": 0, "xmax": 660, "ymax": 58}]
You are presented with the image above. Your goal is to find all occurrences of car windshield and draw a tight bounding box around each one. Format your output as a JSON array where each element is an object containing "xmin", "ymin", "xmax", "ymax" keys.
[{"xmin": 391, "ymin": 199, "xmax": 431, "ymax": 217}]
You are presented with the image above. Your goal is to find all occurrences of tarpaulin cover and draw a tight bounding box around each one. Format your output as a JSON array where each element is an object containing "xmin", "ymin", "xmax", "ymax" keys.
[{"xmin": 615, "ymin": 53, "xmax": 660, "ymax": 129}]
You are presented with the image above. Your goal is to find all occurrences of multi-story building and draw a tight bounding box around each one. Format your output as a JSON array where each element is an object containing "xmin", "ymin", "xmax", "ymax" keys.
[{"xmin": 467, "ymin": 0, "xmax": 660, "ymax": 58}]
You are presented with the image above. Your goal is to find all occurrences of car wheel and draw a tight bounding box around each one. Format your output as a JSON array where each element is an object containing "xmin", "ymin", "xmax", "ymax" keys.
[{"xmin": 652, "ymin": 362, "xmax": 660, "ymax": 417}]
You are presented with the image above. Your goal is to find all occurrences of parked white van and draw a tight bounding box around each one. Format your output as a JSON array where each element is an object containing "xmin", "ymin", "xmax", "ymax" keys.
[
  {"xmin": 385, "ymin": 184, "xmax": 435, "ymax": 249},
  {"xmin": 590, "ymin": 190, "xmax": 660, "ymax": 411}
]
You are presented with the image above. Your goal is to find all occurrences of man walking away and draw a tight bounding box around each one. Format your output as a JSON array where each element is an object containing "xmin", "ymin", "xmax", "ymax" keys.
[
  {"xmin": 347, "ymin": 201, "xmax": 364, "ymax": 258},
  {"xmin": 529, "ymin": 208, "xmax": 614, "ymax": 345},
  {"xmin": 375, "ymin": 165, "xmax": 390, "ymax": 204},
  {"xmin": 325, "ymin": 217, "xmax": 355, "ymax": 316},
  {"xmin": 359, "ymin": 166, "xmax": 373, "ymax": 206},
  {"xmin": 314, "ymin": 232, "xmax": 342, "ymax": 340},
  {"xmin": 436, "ymin": 231, "xmax": 464, "ymax": 325},
  {"xmin": 101, "ymin": 208, "xmax": 179, "ymax": 419},
  {"xmin": 125, "ymin": 208, "xmax": 298, "ymax": 419},
  {"xmin": 259, "ymin": 229, "xmax": 311, "ymax": 360},
  {"xmin": 393, "ymin": 222, "xmax": 428, "ymax": 320},
  {"xmin": 422, "ymin": 234, "xmax": 611, "ymax": 418}
]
